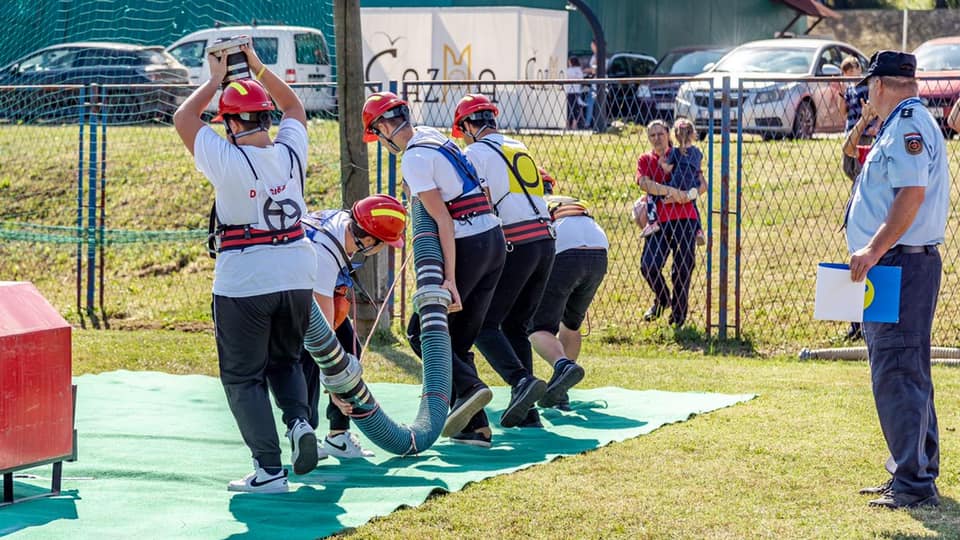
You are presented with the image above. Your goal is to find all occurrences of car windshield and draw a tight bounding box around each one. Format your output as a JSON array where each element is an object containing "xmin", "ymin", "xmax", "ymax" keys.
[
  {"xmin": 915, "ymin": 43, "xmax": 960, "ymax": 71},
  {"xmin": 712, "ymin": 47, "xmax": 816, "ymax": 74},
  {"xmin": 653, "ymin": 49, "xmax": 728, "ymax": 75}
]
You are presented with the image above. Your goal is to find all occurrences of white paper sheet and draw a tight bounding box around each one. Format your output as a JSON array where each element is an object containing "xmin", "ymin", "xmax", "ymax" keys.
[{"xmin": 814, "ymin": 263, "xmax": 865, "ymax": 322}]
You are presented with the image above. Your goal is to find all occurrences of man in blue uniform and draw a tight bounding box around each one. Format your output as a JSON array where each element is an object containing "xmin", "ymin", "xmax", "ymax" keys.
[{"xmin": 846, "ymin": 50, "xmax": 950, "ymax": 509}]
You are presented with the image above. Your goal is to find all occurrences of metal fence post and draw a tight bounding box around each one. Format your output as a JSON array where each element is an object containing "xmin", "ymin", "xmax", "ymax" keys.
[
  {"xmin": 389, "ymin": 80, "xmax": 404, "ymax": 325},
  {"xmin": 86, "ymin": 84, "xmax": 99, "ymax": 325},
  {"xmin": 718, "ymin": 76, "xmax": 731, "ymax": 340},
  {"xmin": 76, "ymin": 86, "xmax": 86, "ymax": 323}
]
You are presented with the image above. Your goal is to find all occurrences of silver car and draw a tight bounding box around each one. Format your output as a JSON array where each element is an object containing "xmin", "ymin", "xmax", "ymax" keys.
[{"xmin": 674, "ymin": 38, "xmax": 868, "ymax": 139}]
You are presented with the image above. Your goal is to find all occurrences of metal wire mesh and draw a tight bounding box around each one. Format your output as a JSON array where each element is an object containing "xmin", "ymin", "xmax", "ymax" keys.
[{"xmin": 2, "ymin": 73, "xmax": 959, "ymax": 353}]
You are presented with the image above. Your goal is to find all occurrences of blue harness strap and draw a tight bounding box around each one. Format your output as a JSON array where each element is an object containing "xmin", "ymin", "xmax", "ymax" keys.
[{"xmin": 408, "ymin": 140, "xmax": 482, "ymax": 196}]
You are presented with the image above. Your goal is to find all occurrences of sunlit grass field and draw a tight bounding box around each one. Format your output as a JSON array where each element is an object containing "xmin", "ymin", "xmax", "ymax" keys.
[{"xmin": 4, "ymin": 121, "xmax": 960, "ymax": 353}]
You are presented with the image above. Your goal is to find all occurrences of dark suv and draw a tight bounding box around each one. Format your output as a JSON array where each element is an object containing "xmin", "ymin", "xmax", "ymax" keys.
[
  {"xmin": 604, "ymin": 52, "xmax": 657, "ymax": 122},
  {"xmin": 636, "ymin": 46, "xmax": 731, "ymax": 123},
  {"xmin": 0, "ymin": 42, "xmax": 190, "ymax": 123}
]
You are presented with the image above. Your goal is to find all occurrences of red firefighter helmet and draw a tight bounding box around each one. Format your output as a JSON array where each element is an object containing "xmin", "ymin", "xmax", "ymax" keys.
[
  {"xmin": 212, "ymin": 79, "xmax": 275, "ymax": 122},
  {"xmin": 362, "ymin": 92, "xmax": 409, "ymax": 142},
  {"xmin": 351, "ymin": 194, "xmax": 407, "ymax": 248},
  {"xmin": 451, "ymin": 94, "xmax": 499, "ymax": 138},
  {"xmin": 538, "ymin": 167, "xmax": 558, "ymax": 195}
]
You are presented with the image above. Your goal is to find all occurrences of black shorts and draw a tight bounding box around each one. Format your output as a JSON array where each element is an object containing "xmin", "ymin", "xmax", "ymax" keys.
[{"xmin": 531, "ymin": 248, "xmax": 607, "ymax": 334}]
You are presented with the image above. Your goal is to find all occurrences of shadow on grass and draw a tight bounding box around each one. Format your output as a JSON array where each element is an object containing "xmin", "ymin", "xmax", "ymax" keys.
[
  {"xmin": 369, "ymin": 338, "xmax": 423, "ymax": 382},
  {"xmin": 598, "ymin": 323, "xmax": 759, "ymax": 357},
  {"xmin": 879, "ymin": 495, "xmax": 960, "ymax": 539}
]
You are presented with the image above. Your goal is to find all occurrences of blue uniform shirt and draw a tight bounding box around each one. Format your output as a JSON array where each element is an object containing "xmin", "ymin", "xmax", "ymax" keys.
[{"xmin": 846, "ymin": 96, "xmax": 950, "ymax": 254}]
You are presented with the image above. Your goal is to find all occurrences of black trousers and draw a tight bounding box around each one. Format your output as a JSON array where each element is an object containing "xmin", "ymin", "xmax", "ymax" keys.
[
  {"xmin": 640, "ymin": 218, "xmax": 697, "ymax": 326},
  {"xmin": 475, "ymin": 238, "xmax": 555, "ymax": 387},
  {"xmin": 864, "ymin": 247, "xmax": 941, "ymax": 497},
  {"xmin": 213, "ymin": 289, "xmax": 313, "ymax": 469},
  {"xmin": 299, "ymin": 318, "xmax": 362, "ymax": 432},
  {"xmin": 407, "ymin": 226, "xmax": 506, "ymax": 432}
]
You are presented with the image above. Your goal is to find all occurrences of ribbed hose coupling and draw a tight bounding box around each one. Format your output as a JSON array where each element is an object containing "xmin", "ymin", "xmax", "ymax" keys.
[
  {"xmin": 412, "ymin": 284, "xmax": 452, "ymax": 313},
  {"xmin": 318, "ymin": 353, "xmax": 363, "ymax": 394}
]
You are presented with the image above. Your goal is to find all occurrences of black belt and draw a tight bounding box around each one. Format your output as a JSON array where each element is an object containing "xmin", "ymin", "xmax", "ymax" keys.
[{"xmin": 889, "ymin": 245, "xmax": 937, "ymax": 255}]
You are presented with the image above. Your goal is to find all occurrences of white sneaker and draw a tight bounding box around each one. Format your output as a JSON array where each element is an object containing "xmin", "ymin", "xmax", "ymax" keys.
[
  {"xmin": 285, "ymin": 418, "xmax": 319, "ymax": 475},
  {"xmin": 322, "ymin": 431, "xmax": 375, "ymax": 459},
  {"xmin": 227, "ymin": 460, "xmax": 289, "ymax": 493}
]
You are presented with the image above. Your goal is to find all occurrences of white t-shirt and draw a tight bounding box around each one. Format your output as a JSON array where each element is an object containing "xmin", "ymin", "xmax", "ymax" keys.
[
  {"xmin": 464, "ymin": 134, "xmax": 548, "ymax": 227},
  {"xmin": 565, "ymin": 66, "xmax": 584, "ymax": 94},
  {"xmin": 194, "ymin": 118, "xmax": 316, "ymax": 297},
  {"xmin": 304, "ymin": 210, "xmax": 351, "ymax": 297},
  {"xmin": 555, "ymin": 215, "xmax": 609, "ymax": 254},
  {"xmin": 401, "ymin": 126, "xmax": 499, "ymax": 239}
]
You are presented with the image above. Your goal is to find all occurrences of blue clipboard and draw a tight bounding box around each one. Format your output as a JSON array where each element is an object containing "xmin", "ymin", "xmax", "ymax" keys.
[{"xmin": 819, "ymin": 263, "xmax": 901, "ymax": 323}]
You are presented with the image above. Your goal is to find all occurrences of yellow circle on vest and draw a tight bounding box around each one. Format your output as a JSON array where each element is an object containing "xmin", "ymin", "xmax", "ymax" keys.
[{"xmin": 863, "ymin": 278, "xmax": 875, "ymax": 309}]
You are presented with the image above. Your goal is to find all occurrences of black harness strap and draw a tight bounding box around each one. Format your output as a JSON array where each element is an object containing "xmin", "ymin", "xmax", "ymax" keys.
[
  {"xmin": 206, "ymin": 142, "xmax": 304, "ymax": 258},
  {"xmin": 477, "ymin": 138, "xmax": 543, "ymax": 218}
]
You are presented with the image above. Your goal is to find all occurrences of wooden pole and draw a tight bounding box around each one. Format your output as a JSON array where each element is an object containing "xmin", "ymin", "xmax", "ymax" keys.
[{"xmin": 334, "ymin": 0, "xmax": 386, "ymax": 336}]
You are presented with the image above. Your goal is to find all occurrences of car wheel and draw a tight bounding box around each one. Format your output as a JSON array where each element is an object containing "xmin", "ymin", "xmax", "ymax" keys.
[{"xmin": 791, "ymin": 100, "xmax": 815, "ymax": 139}]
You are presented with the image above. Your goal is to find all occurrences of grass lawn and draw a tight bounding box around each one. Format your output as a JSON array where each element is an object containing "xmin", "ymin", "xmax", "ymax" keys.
[
  {"xmin": 6, "ymin": 121, "xmax": 960, "ymax": 354},
  {"xmin": 73, "ymin": 328, "xmax": 960, "ymax": 539}
]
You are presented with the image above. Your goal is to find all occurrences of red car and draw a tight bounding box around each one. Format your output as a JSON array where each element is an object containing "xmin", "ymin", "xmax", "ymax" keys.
[{"xmin": 915, "ymin": 37, "xmax": 960, "ymax": 136}]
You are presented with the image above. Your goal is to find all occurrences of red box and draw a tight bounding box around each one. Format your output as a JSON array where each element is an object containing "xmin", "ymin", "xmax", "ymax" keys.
[{"xmin": 0, "ymin": 282, "xmax": 74, "ymax": 472}]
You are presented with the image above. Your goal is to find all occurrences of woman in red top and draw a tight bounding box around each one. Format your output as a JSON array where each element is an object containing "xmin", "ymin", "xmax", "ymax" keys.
[{"xmin": 634, "ymin": 120, "xmax": 706, "ymax": 327}]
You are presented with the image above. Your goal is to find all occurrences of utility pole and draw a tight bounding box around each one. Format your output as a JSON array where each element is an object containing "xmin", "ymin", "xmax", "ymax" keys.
[{"xmin": 334, "ymin": 0, "xmax": 387, "ymax": 336}]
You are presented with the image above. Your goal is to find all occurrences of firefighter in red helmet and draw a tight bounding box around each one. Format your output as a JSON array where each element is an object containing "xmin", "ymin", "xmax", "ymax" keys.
[
  {"xmin": 175, "ymin": 41, "xmax": 318, "ymax": 492},
  {"xmin": 297, "ymin": 194, "xmax": 407, "ymax": 461},
  {"xmin": 362, "ymin": 91, "xmax": 505, "ymax": 447},
  {"xmin": 454, "ymin": 94, "xmax": 559, "ymax": 429}
]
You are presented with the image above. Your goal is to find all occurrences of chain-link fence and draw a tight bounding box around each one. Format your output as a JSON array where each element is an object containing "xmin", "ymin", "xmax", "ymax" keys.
[
  {"xmin": 0, "ymin": 81, "xmax": 388, "ymax": 332},
  {"xmin": 2, "ymin": 74, "xmax": 959, "ymax": 353}
]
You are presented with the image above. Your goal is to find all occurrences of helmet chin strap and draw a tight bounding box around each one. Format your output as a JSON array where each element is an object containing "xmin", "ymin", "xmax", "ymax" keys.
[
  {"xmin": 224, "ymin": 115, "xmax": 268, "ymax": 145},
  {"xmin": 466, "ymin": 124, "xmax": 493, "ymax": 142},
  {"xmin": 378, "ymin": 120, "xmax": 409, "ymax": 153}
]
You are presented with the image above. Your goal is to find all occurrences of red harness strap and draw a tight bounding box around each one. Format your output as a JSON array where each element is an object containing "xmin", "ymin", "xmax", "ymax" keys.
[
  {"xmin": 502, "ymin": 219, "xmax": 554, "ymax": 246},
  {"xmin": 549, "ymin": 203, "xmax": 590, "ymax": 220},
  {"xmin": 446, "ymin": 192, "xmax": 493, "ymax": 220},
  {"xmin": 218, "ymin": 223, "xmax": 305, "ymax": 252}
]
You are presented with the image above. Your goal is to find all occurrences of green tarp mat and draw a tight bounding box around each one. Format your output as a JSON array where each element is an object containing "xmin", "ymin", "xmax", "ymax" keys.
[{"xmin": 1, "ymin": 371, "xmax": 754, "ymax": 539}]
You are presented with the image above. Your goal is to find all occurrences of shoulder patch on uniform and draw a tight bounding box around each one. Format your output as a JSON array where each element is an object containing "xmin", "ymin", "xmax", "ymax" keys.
[
  {"xmin": 900, "ymin": 107, "xmax": 913, "ymax": 118},
  {"xmin": 904, "ymin": 132, "xmax": 923, "ymax": 155}
]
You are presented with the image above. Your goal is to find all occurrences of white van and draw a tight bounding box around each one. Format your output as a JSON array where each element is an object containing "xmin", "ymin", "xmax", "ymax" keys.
[{"xmin": 166, "ymin": 25, "xmax": 335, "ymax": 113}]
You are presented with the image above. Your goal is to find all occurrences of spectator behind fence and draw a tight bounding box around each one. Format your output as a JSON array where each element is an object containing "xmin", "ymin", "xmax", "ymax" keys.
[
  {"xmin": 840, "ymin": 56, "xmax": 876, "ymax": 185},
  {"xmin": 846, "ymin": 50, "xmax": 949, "ymax": 509},
  {"xmin": 652, "ymin": 117, "xmax": 706, "ymax": 246},
  {"xmin": 949, "ymin": 97, "xmax": 960, "ymax": 134},
  {"xmin": 173, "ymin": 43, "xmax": 319, "ymax": 493},
  {"xmin": 582, "ymin": 39, "xmax": 598, "ymax": 129},
  {"xmin": 839, "ymin": 59, "xmax": 879, "ymax": 343},
  {"xmin": 634, "ymin": 119, "xmax": 706, "ymax": 328},
  {"xmin": 565, "ymin": 56, "xmax": 585, "ymax": 129}
]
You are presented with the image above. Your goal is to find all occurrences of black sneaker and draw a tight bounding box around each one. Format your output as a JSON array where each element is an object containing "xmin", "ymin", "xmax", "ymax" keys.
[
  {"xmin": 517, "ymin": 408, "xmax": 544, "ymax": 428},
  {"xmin": 538, "ymin": 360, "xmax": 584, "ymax": 408},
  {"xmin": 442, "ymin": 385, "xmax": 493, "ymax": 438},
  {"xmin": 643, "ymin": 304, "xmax": 665, "ymax": 322},
  {"xmin": 450, "ymin": 430, "xmax": 492, "ymax": 448},
  {"xmin": 500, "ymin": 376, "xmax": 547, "ymax": 428},
  {"xmin": 858, "ymin": 477, "xmax": 893, "ymax": 495},
  {"xmin": 868, "ymin": 491, "xmax": 940, "ymax": 509}
]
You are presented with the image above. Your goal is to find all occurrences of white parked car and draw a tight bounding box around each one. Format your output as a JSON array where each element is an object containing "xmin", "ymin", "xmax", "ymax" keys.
[
  {"xmin": 674, "ymin": 38, "xmax": 868, "ymax": 139},
  {"xmin": 166, "ymin": 25, "xmax": 336, "ymax": 114}
]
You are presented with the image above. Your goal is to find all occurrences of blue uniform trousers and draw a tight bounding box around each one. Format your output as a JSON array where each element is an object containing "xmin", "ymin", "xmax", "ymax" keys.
[{"xmin": 863, "ymin": 246, "xmax": 940, "ymax": 497}]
